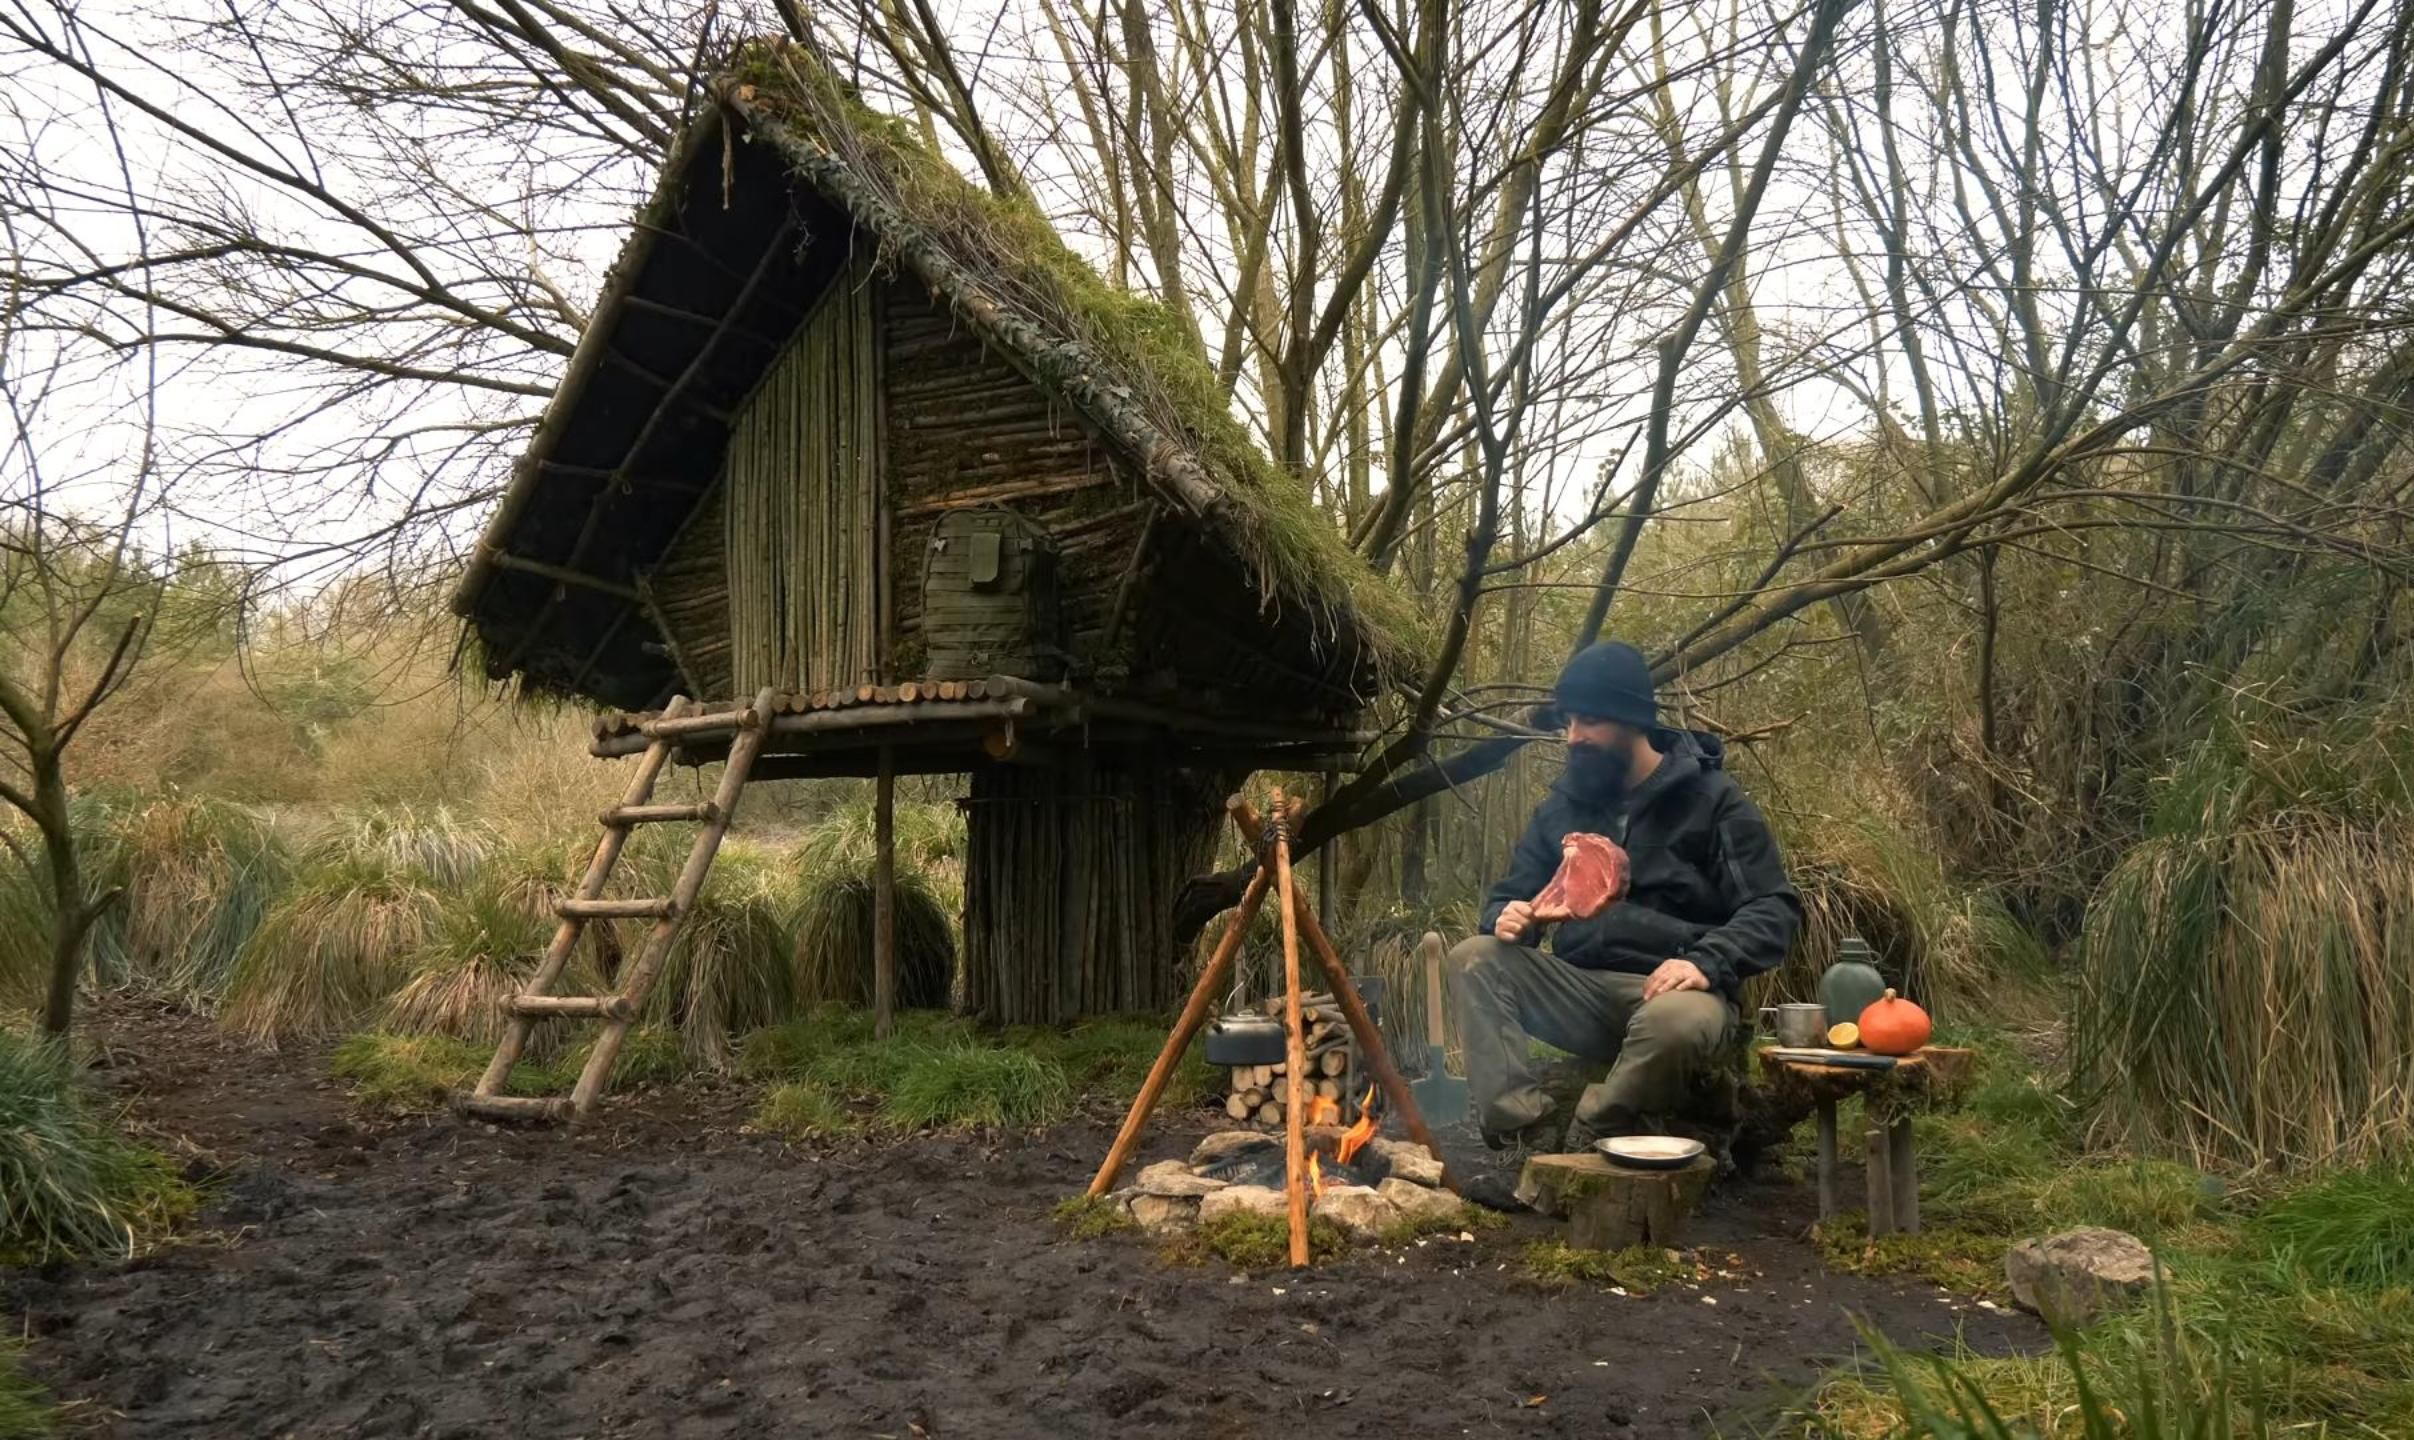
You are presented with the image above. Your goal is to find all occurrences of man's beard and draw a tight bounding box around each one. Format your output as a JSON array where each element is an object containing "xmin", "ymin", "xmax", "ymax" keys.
[{"xmin": 1564, "ymin": 742, "xmax": 1632, "ymax": 800}]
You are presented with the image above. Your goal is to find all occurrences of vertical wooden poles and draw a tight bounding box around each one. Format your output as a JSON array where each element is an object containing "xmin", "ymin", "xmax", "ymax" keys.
[
  {"xmin": 1272, "ymin": 788, "xmax": 1312, "ymax": 1268},
  {"xmin": 874, "ymin": 744, "xmax": 897, "ymax": 1039}
]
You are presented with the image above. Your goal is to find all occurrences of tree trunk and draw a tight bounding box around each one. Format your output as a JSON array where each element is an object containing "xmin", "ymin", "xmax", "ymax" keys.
[{"xmin": 35, "ymin": 740, "xmax": 87, "ymax": 1038}]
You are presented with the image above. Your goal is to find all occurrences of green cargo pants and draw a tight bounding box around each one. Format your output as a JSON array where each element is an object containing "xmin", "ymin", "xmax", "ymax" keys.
[{"xmin": 1446, "ymin": 934, "xmax": 1734, "ymax": 1135}]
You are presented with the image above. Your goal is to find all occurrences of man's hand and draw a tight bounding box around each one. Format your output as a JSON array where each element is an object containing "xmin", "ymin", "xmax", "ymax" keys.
[
  {"xmin": 1642, "ymin": 957, "xmax": 1710, "ymax": 1000},
  {"xmin": 1493, "ymin": 900, "xmax": 1537, "ymax": 943}
]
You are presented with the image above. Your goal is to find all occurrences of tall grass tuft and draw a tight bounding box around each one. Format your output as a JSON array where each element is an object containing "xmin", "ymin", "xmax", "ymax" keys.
[
  {"xmin": 85, "ymin": 791, "xmax": 287, "ymax": 1004},
  {"xmin": 221, "ymin": 808, "xmax": 510, "ymax": 1045},
  {"xmin": 789, "ymin": 868, "xmax": 956, "ymax": 1011},
  {"xmin": 796, "ymin": 796, "xmax": 967, "ymax": 914},
  {"xmin": 0, "ymin": 1031, "xmax": 193, "ymax": 1263},
  {"xmin": 381, "ymin": 868, "xmax": 572, "ymax": 1052},
  {"xmin": 616, "ymin": 842, "xmax": 807, "ymax": 1069},
  {"xmin": 2076, "ymin": 819, "xmax": 2414, "ymax": 1171},
  {"xmin": 1769, "ymin": 812, "xmax": 2046, "ymax": 1018}
]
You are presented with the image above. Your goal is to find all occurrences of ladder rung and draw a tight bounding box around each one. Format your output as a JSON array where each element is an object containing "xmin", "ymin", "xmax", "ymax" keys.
[
  {"xmin": 600, "ymin": 801, "xmax": 719, "ymax": 827},
  {"xmin": 510, "ymin": 994, "xmax": 633, "ymax": 1019},
  {"xmin": 454, "ymin": 1093, "xmax": 573, "ymax": 1123},
  {"xmin": 557, "ymin": 897, "xmax": 677, "ymax": 921}
]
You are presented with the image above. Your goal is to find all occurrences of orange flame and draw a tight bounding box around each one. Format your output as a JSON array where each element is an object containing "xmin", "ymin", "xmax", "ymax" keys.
[
  {"xmin": 1308, "ymin": 1095, "xmax": 1341, "ymax": 1126},
  {"xmin": 1307, "ymin": 1150, "xmax": 1326, "ymax": 1199},
  {"xmin": 1336, "ymin": 1087, "xmax": 1379, "ymax": 1166}
]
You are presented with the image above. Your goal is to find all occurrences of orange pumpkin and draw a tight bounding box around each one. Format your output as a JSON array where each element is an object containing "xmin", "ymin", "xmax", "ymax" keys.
[{"xmin": 1857, "ymin": 989, "xmax": 1932, "ymax": 1056}]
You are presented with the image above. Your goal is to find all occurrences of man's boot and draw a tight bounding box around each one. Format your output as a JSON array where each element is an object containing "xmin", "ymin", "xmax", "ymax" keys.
[{"xmin": 1561, "ymin": 1105, "xmax": 1652, "ymax": 1156}]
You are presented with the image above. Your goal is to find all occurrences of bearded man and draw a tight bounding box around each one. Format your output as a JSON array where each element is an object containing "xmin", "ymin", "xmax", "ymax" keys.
[{"xmin": 1449, "ymin": 641, "xmax": 1801, "ymax": 1154}]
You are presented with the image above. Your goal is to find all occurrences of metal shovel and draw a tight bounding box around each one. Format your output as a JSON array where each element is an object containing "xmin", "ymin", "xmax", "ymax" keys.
[{"xmin": 1411, "ymin": 931, "xmax": 1468, "ymax": 1125}]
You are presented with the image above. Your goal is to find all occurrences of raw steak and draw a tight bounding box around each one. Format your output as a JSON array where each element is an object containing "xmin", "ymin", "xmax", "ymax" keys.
[{"xmin": 1530, "ymin": 833, "xmax": 1628, "ymax": 920}]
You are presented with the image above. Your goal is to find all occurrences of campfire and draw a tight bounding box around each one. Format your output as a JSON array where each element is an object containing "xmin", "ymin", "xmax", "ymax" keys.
[
  {"xmin": 1086, "ymin": 787, "xmax": 1463, "ymax": 1262},
  {"xmin": 1108, "ymin": 1099, "xmax": 1462, "ymax": 1241}
]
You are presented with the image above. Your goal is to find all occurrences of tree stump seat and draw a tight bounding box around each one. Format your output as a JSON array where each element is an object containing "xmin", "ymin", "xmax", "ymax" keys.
[{"xmin": 1516, "ymin": 1152, "xmax": 1716, "ymax": 1250}]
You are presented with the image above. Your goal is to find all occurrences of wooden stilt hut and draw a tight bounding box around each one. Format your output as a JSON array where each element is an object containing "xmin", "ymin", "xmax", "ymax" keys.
[{"xmin": 446, "ymin": 43, "xmax": 1417, "ymax": 1109}]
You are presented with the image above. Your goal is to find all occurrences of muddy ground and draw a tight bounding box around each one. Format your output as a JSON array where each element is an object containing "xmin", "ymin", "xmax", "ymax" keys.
[{"xmin": 7, "ymin": 1000, "xmax": 2040, "ymax": 1438}]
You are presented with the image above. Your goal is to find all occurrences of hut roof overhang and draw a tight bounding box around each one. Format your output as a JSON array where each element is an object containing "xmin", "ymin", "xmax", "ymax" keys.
[{"xmin": 451, "ymin": 44, "xmax": 1424, "ymax": 720}]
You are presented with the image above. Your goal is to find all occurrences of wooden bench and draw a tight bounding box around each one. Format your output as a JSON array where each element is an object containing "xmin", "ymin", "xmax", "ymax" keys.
[{"xmin": 1753, "ymin": 1045, "xmax": 1973, "ymax": 1236}]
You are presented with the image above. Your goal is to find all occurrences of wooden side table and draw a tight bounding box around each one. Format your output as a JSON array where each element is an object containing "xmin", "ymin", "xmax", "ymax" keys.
[{"xmin": 1753, "ymin": 1046, "xmax": 1973, "ymax": 1236}]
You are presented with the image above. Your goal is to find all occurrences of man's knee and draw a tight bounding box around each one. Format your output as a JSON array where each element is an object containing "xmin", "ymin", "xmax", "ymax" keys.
[
  {"xmin": 1625, "ymin": 990, "xmax": 1732, "ymax": 1062},
  {"xmin": 1446, "ymin": 932, "xmax": 1520, "ymax": 981}
]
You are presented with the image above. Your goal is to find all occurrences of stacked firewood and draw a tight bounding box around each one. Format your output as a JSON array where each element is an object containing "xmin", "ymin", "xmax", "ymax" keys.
[{"xmin": 1222, "ymin": 992, "xmax": 1359, "ymax": 1124}]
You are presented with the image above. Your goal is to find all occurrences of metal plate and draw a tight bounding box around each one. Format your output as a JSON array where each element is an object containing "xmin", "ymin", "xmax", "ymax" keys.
[{"xmin": 1596, "ymin": 1135, "xmax": 1707, "ymax": 1170}]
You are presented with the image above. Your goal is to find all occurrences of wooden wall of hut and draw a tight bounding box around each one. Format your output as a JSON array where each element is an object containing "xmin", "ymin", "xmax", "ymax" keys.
[
  {"xmin": 882, "ymin": 279, "xmax": 1149, "ymax": 681},
  {"xmin": 643, "ymin": 481, "xmax": 735, "ymax": 698},
  {"xmin": 959, "ymin": 757, "xmax": 1228, "ymax": 1026},
  {"xmin": 723, "ymin": 253, "xmax": 882, "ymax": 693}
]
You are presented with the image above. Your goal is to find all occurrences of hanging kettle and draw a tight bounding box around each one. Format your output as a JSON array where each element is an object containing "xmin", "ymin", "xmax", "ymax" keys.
[{"xmin": 1204, "ymin": 1012, "xmax": 1288, "ymax": 1066}]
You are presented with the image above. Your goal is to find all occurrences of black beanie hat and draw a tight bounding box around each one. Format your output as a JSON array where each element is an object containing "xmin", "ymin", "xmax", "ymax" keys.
[{"xmin": 1554, "ymin": 642, "xmax": 1657, "ymax": 729}]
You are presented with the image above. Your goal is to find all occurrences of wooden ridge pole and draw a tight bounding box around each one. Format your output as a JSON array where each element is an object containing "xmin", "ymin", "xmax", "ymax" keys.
[
  {"xmin": 1234, "ymin": 802, "xmax": 1457, "ymax": 1194},
  {"xmin": 1086, "ymin": 796, "xmax": 1273, "ymax": 1197},
  {"xmin": 1273, "ymin": 788, "xmax": 1312, "ymax": 1269}
]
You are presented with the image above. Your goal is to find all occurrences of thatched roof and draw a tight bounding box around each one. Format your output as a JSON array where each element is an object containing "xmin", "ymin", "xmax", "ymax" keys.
[{"xmin": 451, "ymin": 41, "xmax": 1423, "ymax": 712}]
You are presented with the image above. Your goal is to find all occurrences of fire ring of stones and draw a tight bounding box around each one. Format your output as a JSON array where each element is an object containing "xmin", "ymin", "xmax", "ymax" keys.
[{"xmin": 1107, "ymin": 1128, "xmax": 1464, "ymax": 1240}]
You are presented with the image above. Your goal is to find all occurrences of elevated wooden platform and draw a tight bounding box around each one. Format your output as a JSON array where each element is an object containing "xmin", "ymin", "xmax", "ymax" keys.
[{"xmin": 587, "ymin": 673, "xmax": 1374, "ymax": 777}]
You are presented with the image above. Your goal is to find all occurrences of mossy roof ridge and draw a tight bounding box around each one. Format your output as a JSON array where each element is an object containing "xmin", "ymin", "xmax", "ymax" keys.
[{"xmin": 718, "ymin": 42, "xmax": 1429, "ymax": 685}]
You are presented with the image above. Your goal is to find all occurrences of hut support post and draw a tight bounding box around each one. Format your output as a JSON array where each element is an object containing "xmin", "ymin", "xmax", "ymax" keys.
[{"xmin": 874, "ymin": 745, "xmax": 897, "ymax": 1039}]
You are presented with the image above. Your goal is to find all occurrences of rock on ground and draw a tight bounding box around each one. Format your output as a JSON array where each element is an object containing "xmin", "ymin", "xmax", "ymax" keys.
[
  {"xmin": 1133, "ymin": 1160, "xmax": 1228, "ymax": 1197},
  {"xmin": 1127, "ymin": 1194, "xmax": 1202, "ymax": 1233},
  {"xmin": 1313, "ymin": 1185, "xmax": 1401, "ymax": 1239},
  {"xmin": 1189, "ymin": 1132, "xmax": 1276, "ymax": 1167},
  {"xmin": 1371, "ymin": 1138, "xmax": 1446, "ymax": 1187},
  {"xmin": 1377, "ymin": 1177, "xmax": 1465, "ymax": 1228},
  {"xmin": 1199, "ymin": 1184, "xmax": 1287, "ymax": 1221},
  {"xmin": 2005, "ymin": 1227, "xmax": 2156, "ymax": 1327}
]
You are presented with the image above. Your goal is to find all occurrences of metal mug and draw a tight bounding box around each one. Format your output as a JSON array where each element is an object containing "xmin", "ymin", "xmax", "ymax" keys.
[{"xmin": 1759, "ymin": 1002, "xmax": 1828, "ymax": 1047}]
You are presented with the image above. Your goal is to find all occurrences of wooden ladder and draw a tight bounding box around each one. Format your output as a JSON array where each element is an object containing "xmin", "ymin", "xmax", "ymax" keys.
[{"xmin": 456, "ymin": 688, "xmax": 779, "ymax": 1124}]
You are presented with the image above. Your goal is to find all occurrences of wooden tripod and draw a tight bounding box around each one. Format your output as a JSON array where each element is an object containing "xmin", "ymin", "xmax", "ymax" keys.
[{"xmin": 1087, "ymin": 790, "xmax": 1455, "ymax": 1266}]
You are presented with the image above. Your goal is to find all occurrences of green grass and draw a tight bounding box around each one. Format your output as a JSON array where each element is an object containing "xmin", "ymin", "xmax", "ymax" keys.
[
  {"xmin": 1807, "ymin": 1315, "xmax": 2279, "ymax": 1439},
  {"xmin": 2248, "ymin": 1161, "xmax": 2414, "ymax": 1291},
  {"xmin": 1021, "ymin": 1015, "xmax": 1217, "ymax": 1107},
  {"xmin": 1050, "ymin": 1194, "xmax": 1136, "ymax": 1240},
  {"xmin": 328, "ymin": 1032, "xmax": 569, "ymax": 1113},
  {"xmin": 0, "ymin": 1029, "xmax": 195, "ymax": 1264},
  {"xmin": 1792, "ymin": 1032, "xmax": 2414, "ymax": 1436},
  {"xmin": 741, "ymin": 1006, "xmax": 1208, "ymax": 1136},
  {"xmin": 0, "ymin": 1342, "xmax": 53, "ymax": 1440},
  {"xmin": 755, "ymin": 1079, "xmax": 860, "ymax": 1139},
  {"xmin": 1519, "ymin": 1240, "xmax": 1699, "ymax": 1294},
  {"xmin": 882, "ymin": 1044, "xmax": 1071, "ymax": 1130}
]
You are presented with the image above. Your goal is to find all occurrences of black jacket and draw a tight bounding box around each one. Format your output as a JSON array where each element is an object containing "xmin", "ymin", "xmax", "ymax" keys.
[{"xmin": 1478, "ymin": 732, "xmax": 1801, "ymax": 1002}]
